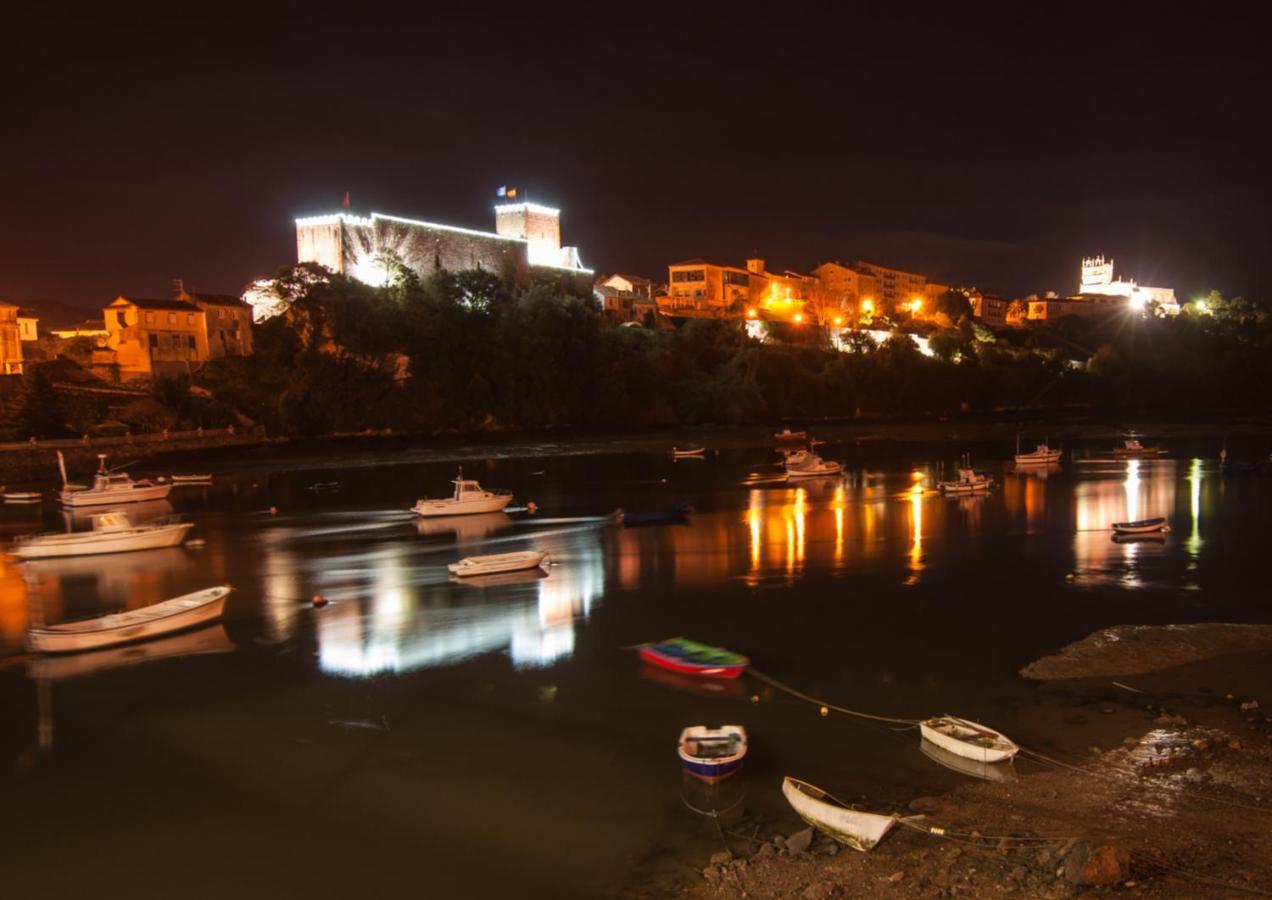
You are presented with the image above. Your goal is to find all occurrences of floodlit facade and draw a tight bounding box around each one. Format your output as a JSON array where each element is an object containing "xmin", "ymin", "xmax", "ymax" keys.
[
  {"xmin": 661, "ymin": 258, "xmax": 817, "ymax": 323},
  {"xmin": 17, "ymin": 309, "xmax": 38, "ymax": 342},
  {"xmin": 294, "ymin": 202, "xmax": 590, "ymax": 295},
  {"xmin": 0, "ymin": 301, "xmax": 24, "ymax": 374},
  {"xmin": 1079, "ymin": 256, "xmax": 1179, "ymax": 315},
  {"xmin": 104, "ymin": 296, "xmax": 208, "ymax": 377},
  {"xmin": 177, "ymin": 289, "xmax": 254, "ymax": 358},
  {"xmin": 851, "ymin": 260, "xmax": 933, "ymax": 315}
]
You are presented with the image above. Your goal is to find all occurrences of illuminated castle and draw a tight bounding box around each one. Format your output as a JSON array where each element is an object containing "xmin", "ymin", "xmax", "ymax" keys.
[
  {"xmin": 293, "ymin": 201, "xmax": 588, "ymax": 290},
  {"xmin": 1079, "ymin": 256, "xmax": 1179, "ymax": 315}
]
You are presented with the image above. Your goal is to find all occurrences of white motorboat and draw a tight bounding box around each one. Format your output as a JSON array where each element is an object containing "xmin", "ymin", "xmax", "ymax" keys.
[
  {"xmin": 447, "ymin": 550, "xmax": 549, "ymax": 578},
  {"xmin": 3, "ymin": 491, "xmax": 41, "ymax": 504},
  {"xmin": 27, "ymin": 585, "xmax": 231, "ymax": 654},
  {"xmin": 938, "ymin": 467, "xmax": 992, "ymax": 494},
  {"xmin": 919, "ymin": 715, "xmax": 1019, "ymax": 763},
  {"xmin": 1113, "ymin": 438, "xmax": 1164, "ymax": 459},
  {"xmin": 1014, "ymin": 437, "xmax": 1062, "ymax": 466},
  {"xmin": 412, "ymin": 468, "xmax": 513, "ymax": 517},
  {"xmin": 1111, "ymin": 516, "xmax": 1169, "ymax": 535},
  {"xmin": 57, "ymin": 452, "xmax": 173, "ymax": 508},
  {"xmin": 11, "ymin": 513, "xmax": 193, "ymax": 560},
  {"xmin": 781, "ymin": 777, "xmax": 904, "ymax": 852}
]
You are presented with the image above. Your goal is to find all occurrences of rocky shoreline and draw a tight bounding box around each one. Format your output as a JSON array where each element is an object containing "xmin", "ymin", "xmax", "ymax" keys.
[{"xmin": 630, "ymin": 638, "xmax": 1272, "ymax": 899}]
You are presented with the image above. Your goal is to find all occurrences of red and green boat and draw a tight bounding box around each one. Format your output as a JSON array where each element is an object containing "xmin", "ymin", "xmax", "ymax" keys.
[{"xmin": 637, "ymin": 637, "xmax": 749, "ymax": 679}]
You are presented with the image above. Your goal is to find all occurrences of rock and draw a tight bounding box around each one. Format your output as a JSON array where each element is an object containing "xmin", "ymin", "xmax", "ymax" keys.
[
  {"xmin": 709, "ymin": 850, "xmax": 732, "ymax": 866},
  {"xmin": 888, "ymin": 871, "xmax": 905, "ymax": 882},
  {"xmin": 909, "ymin": 795, "xmax": 944, "ymax": 813},
  {"xmin": 731, "ymin": 859, "xmax": 747, "ymax": 872},
  {"xmin": 786, "ymin": 828, "xmax": 814, "ymax": 853},
  {"xmin": 757, "ymin": 843, "xmax": 776, "ymax": 858},
  {"xmin": 818, "ymin": 842, "xmax": 840, "ymax": 856},
  {"xmin": 773, "ymin": 835, "xmax": 787, "ymax": 848},
  {"xmin": 1123, "ymin": 736, "xmax": 1139, "ymax": 747},
  {"xmin": 802, "ymin": 882, "xmax": 840, "ymax": 900},
  {"xmin": 702, "ymin": 866, "xmax": 720, "ymax": 880},
  {"xmin": 1240, "ymin": 700, "xmax": 1259, "ymax": 710},
  {"xmin": 1229, "ymin": 739, "xmax": 1243, "ymax": 750},
  {"xmin": 1064, "ymin": 843, "xmax": 1132, "ymax": 886}
]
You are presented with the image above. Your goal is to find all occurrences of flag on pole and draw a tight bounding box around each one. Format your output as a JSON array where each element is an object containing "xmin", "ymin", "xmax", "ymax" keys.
[{"xmin": 496, "ymin": 186, "xmax": 518, "ymax": 199}]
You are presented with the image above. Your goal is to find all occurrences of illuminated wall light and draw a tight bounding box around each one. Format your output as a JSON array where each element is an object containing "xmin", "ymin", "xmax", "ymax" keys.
[{"xmin": 493, "ymin": 202, "xmax": 561, "ymax": 216}]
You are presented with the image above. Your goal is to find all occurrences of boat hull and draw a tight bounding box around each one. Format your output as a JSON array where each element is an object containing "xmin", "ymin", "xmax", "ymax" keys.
[
  {"xmin": 447, "ymin": 550, "xmax": 548, "ymax": 577},
  {"xmin": 1111, "ymin": 518, "xmax": 1167, "ymax": 534},
  {"xmin": 680, "ymin": 756, "xmax": 744, "ymax": 783},
  {"xmin": 919, "ymin": 717, "xmax": 1018, "ymax": 763},
  {"xmin": 1015, "ymin": 453, "xmax": 1061, "ymax": 465},
  {"xmin": 639, "ymin": 646, "xmax": 746, "ymax": 679},
  {"xmin": 28, "ymin": 587, "xmax": 230, "ymax": 654},
  {"xmin": 13, "ymin": 523, "xmax": 193, "ymax": 559},
  {"xmin": 412, "ymin": 495, "xmax": 512, "ymax": 517},
  {"xmin": 938, "ymin": 482, "xmax": 990, "ymax": 494},
  {"xmin": 782, "ymin": 777, "xmax": 897, "ymax": 852},
  {"xmin": 60, "ymin": 483, "xmax": 173, "ymax": 507}
]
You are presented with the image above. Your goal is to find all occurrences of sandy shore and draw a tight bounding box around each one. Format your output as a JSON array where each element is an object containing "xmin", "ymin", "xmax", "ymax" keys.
[{"xmin": 633, "ymin": 635, "xmax": 1272, "ymax": 898}]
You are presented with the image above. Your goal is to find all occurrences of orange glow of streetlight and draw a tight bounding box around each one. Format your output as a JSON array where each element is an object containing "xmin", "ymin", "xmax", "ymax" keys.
[
  {"xmin": 832, "ymin": 315, "xmax": 843, "ymax": 327},
  {"xmin": 861, "ymin": 298, "xmax": 874, "ymax": 314},
  {"xmin": 746, "ymin": 307, "xmax": 758, "ymax": 319},
  {"xmin": 793, "ymin": 312, "xmax": 804, "ymax": 324},
  {"xmin": 910, "ymin": 297, "xmax": 923, "ymax": 313}
]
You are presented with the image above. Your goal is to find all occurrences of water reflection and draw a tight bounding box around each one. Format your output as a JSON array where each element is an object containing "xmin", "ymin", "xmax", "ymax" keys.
[
  {"xmin": 313, "ymin": 527, "xmax": 605, "ymax": 677},
  {"xmin": 1073, "ymin": 460, "xmax": 1180, "ymax": 586}
]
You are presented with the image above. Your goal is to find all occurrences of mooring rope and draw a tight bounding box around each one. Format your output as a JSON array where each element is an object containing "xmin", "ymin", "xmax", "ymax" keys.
[{"xmin": 747, "ymin": 668, "xmax": 921, "ymax": 727}]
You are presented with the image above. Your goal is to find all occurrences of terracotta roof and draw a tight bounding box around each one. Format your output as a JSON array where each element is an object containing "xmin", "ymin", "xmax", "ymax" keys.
[{"xmin": 111, "ymin": 296, "xmax": 203, "ymax": 312}]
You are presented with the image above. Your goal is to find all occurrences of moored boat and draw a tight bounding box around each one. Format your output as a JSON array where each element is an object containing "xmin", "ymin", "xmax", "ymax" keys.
[
  {"xmin": 785, "ymin": 450, "xmax": 842, "ymax": 478},
  {"xmin": 11, "ymin": 513, "xmax": 193, "ymax": 560},
  {"xmin": 447, "ymin": 549, "xmax": 549, "ymax": 577},
  {"xmin": 57, "ymin": 452, "xmax": 173, "ymax": 508},
  {"xmin": 3, "ymin": 491, "xmax": 41, "ymax": 504},
  {"xmin": 27, "ymin": 585, "xmax": 232, "ymax": 654},
  {"xmin": 1113, "ymin": 439, "xmax": 1165, "ymax": 459},
  {"xmin": 1014, "ymin": 439, "xmax": 1062, "ymax": 466},
  {"xmin": 637, "ymin": 637, "xmax": 749, "ymax": 679},
  {"xmin": 1111, "ymin": 516, "xmax": 1168, "ymax": 535},
  {"xmin": 412, "ymin": 468, "xmax": 513, "ymax": 517},
  {"xmin": 938, "ymin": 467, "xmax": 992, "ymax": 494},
  {"xmin": 781, "ymin": 777, "xmax": 902, "ymax": 852},
  {"xmin": 171, "ymin": 474, "xmax": 213, "ymax": 484},
  {"xmin": 678, "ymin": 725, "xmax": 747, "ymax": 783},
  {"xmin": 774, "ymin": 428, "xmax": 809, "ymax": 442},
  {"xmin": 919, "ymin": 715, "xmax": 1018, "ymax": 763},
  {"xmin": 671, "ymin": 446, "xmax": 706, "ymax": 458}
]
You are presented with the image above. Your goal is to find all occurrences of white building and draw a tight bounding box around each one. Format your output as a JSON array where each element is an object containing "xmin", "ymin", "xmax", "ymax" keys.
[{"xmin": 1079, "ymin": 256, "xmax": 1179, "ymax": 315}]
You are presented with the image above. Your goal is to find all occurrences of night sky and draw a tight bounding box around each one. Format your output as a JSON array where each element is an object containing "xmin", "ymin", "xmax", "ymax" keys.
[{"xmin": 4, "ymin": 9, "xmax": 1268, "ymax": 308}]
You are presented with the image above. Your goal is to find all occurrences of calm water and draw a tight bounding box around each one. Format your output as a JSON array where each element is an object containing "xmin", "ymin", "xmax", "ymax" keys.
[{"xmin": 1, "ymin": 437, "xmax": 1270, "ymax": 897}]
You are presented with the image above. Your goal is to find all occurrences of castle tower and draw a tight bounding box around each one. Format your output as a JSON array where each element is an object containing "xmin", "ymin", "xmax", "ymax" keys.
[{"xmin": 494, "ymin": 202, "xmax": 562, "ymax": 266}]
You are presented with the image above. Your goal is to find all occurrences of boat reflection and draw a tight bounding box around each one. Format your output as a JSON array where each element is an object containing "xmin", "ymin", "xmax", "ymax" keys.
[
  {"xmin": 919, "ymin": 738, "xmax": 1017, "ymax": 783},
  {"xmin": 27, "ymin": 623, "xmax": 234, "ymax": 682},
  {"xmin": 415, "ymin": 512, "xmax": 513, "ymax": 543},
  {"xmin": 21, "ymin": 548, "xmax": 190, "ymax": 623},
  {"xmin": 315, "ymin": 530, "xmax": 604, "ymax": 677},
  {"xmin": 680, "ymin": 769, "xmax": 747, "ymax": 819},
  {"xmin": 1073, "ymin": 459, "xmax": 1179, "ymax": 583},
  {"xmin": 638, "ymin": 663, "xmax": 748, "ymax": 699},
  {"xmin": 62, "ymin": 499, "xmax": 175, "ymax": 529}
]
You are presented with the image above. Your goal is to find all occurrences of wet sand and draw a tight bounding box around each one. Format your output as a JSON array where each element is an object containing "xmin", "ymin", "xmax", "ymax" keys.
[{"xmin": 641, "ymin": 639, "xmax": 1272, "ymax": 898}]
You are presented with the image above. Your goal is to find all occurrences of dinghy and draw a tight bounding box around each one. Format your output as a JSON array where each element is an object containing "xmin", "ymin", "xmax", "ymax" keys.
[
  {"xmin": 171, "ymin": 474, "xmax": 213, "ymax": 484},
  {"xmin": 447, "ymin": 549, "xmax": 549, "ymax": 577},
  {"xmin": 774, "ymin": 428, "xmax": 808, "ymax": 442},
  {"xmin": 1111, "ymin": 516, "xmax": 1168, "ymax": 535},
  {"xmin": 412, "ymin": 468, "xmax": 513, "ymax": 517},
  {"xmin": 678, "ymin": 725, "xmax": 747, "ymax": 783},
  {"xmin": 919, "ymin": 715, "xmax": 1018, "ymax": 763},
  {"xmin": 3, "ymin": 491, "xmax": 41, "ymax": 504},
  {"xmin": 1014, "ymin": 439, "xmax": 1062, "ymax": 466},
  {"xmin": 671, "ymin": 446, "xmax": 706, "ymax": 458},
  {"xmin": 11, "ymin": 513, "xmax": 193, "ymax": 560},
  {"xmin": 637, "ymin": 637, "xmax": 749, "ymax": 679},
  {"xmin": 27, "ymin": 585, "xmax": 231, "ymax": 654},
  {"xmin": 782, "ymin": 777, "xmax": 903, "ymax": 852}
]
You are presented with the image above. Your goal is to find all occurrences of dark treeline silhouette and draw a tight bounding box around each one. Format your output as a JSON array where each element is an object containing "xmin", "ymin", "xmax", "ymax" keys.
[{"xmin": 164, "ymin": 269, "xmax": 1272, "ymax": 437}]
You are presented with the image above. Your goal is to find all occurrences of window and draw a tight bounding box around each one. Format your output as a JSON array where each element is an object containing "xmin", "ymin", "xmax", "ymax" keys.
[
  {"xmin": 145, "ymin": 312, "xmax": 154, "ymax": 326},
  {"xmin": 672, "ymin": 269, "xmax": 706, "ymax": 283},
  {"xmin": 723, "ymin": 271, "xmax": 749, "ymax": 287},
  {"xmin": 148, "ymin": 333, "xmax": 158, "ymax": 350},
  {"xmin": 188, "ymin": 335, "xmax": 196, "ymax": 350},
  {"xmin": 117, "ymin": 311, "xmax": 127, "ymax": 327}
]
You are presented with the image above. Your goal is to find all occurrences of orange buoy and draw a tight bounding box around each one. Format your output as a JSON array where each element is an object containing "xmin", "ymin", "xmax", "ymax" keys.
[
  {"xmin": 312, "ymin": 594, "xmax": 327, "ymax": 607},
  {"xmin": 527, "ymin": 501, "xmax": 538, "ymax": 514},
  {"xmin": 269, "ymin": 506, "xmax": 278, "ymax": 515}
]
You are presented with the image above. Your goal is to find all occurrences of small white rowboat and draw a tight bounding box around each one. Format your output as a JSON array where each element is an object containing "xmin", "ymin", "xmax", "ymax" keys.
[
  {"xmin": 919, "ymin": 715, "xmax": 1018, "ymax": 763},
  {"xmin": 671, "ymin": 446, "xmax": 706, "ymax": 458},
  {"xmin": 781, "ymin": 777, "xmax": 903, "ymax": 852},
  {"xmin": 27, "ymin": 585, "xmax": 232, "ymax": 654},
  {"xmin": 447, "ymin": 550, "xmax": 549, "ymax": 578},
  {"xmin": 1111, "ymin": 517, "xmax": 1168, "ymax": 535}
]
